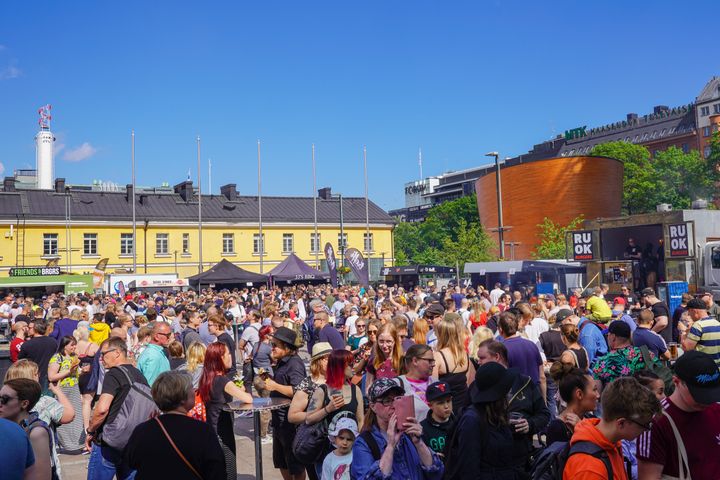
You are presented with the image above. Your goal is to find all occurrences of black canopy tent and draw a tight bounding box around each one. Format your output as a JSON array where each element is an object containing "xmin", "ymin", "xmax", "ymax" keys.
[
  {"xmin": 267, "ymin": 253, "xmax": 330, "ymax": 284},
  {"xmin": 188, "ymin": 259, "xmax": 268, "ymax": 289}
]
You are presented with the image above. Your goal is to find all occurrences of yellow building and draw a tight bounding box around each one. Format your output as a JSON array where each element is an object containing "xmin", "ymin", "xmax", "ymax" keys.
[{"xmin": 0, "ymin": 179, "xmax": 395, "ymax": 281}]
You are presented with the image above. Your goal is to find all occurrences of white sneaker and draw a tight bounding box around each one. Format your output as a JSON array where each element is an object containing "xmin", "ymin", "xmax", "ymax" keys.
[{"xmin": 261, "ymin": 435, "xmax": 273, "ymax": 444}]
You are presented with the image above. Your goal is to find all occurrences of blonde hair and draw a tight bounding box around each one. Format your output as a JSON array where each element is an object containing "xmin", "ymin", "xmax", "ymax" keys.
[
  {"xmin": 469, "ymin": 326, "xmax": 495, "ymax": 362},
  {"xmin": 436, "ymin": 317, "xmax": 467, "ymax": 369},
  {"xmin": 4, "ymin": 359, "xmax": 39, "ymax": 382},
  {"xmin": 373, "ymin": 322, "xmax": 403, "ymax": 373},
  {"xmin": 186, "ymin": 342, "xmax": 206, "ymax": 374},
  {"xmin": 73, "ymin": 325, "xmax": 90, "ymax": 342}
]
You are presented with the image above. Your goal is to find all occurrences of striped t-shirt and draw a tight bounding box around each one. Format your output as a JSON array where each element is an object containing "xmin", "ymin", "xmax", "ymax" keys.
[{"xmin": 686, "ymin": 317, "xmax": 720, "ymax": 367}]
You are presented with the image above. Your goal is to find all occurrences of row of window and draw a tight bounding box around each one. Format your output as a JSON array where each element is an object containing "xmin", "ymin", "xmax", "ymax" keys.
[
  {"xmin": 42, "ymin": 232, "xmax": 374, "ymax": 256},
  {"xmin": 699, "ymin": 104, "xmax": 720, "ymax": 116}
]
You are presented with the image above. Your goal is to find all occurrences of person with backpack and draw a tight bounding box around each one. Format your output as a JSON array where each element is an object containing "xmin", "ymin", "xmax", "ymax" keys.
[
  {"xmin": 562, "ymin": 377, "xmax": 660, "ymax": 480},
  {"xmin": 0, "ymin": 378, "xmax": 58, "ymax": 480},
  {"xmin": 86, "ymin": 336, "xmax": 158, "ymax": 480},
  {"xmin": 560, "ymin": 310, "xmax": 608, "ymax": 365},
  {"xmin": 351, "ymin": 377, "xmax": 443, "ymax": 480},
  {"xmin": 443, "ymin": 362, "xmax": 526, "ymax": 479},
  {"xmin": 546, "ymin": 363, "xmax": 600, "ymax": 445}
]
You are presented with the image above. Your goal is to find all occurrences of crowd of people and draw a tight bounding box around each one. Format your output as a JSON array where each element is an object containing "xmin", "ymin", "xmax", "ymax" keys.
[{"xmin": 0, "ymin": 280, "xmax": 719, "ymax": 480}]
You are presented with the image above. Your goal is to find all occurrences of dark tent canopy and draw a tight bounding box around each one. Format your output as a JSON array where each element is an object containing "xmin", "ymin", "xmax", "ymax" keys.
[
  {"xmin": 267, "ymin": 253, "xmax": 330, "ymax": 283},
  {"xmin": 188, "ymin": 259, "xmax": 268, "ymax": 288}
]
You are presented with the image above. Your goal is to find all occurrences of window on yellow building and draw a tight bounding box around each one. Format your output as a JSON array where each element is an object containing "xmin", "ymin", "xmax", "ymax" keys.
[
  {"xmin": 310, "ymin": 233, "xmax": 321, "ymax": 253},
  {"xmin": 223, "ymin": 233, "xmax": 235, "ymax": 254},
  {"xmin": 337, "ymin": 233, "xmax": 347, "ymax": 251},
  {"xmin": 364, "ymin": 233, "xmax": 373, "ymax": 253},
  {"xmin": 121, "ymin": 233, "xmax": 134, "ymax": 255},
  {"xmin": 282, "ymin": 234, "xmax": 294, "ymax": 253},
  {"xmin": 182, "ymin": 233, "xmax": 190, "ymax": 254},
  {"xmin": 253, "ymin": 233, "xmax": 265, "ymax": 254},
  {"xmin": 156, "ymin": 233, "xmax": 169, "ymax": 254},
  {"xmin": 43, "ymin": 233, "xmax": 58, "ymax": 256},
  {"xmin": 84, "ymin": 233, "xmax": 98, "ymax": 255}
]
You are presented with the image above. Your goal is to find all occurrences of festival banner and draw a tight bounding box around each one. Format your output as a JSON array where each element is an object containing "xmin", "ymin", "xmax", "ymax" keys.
[
  {"xmin": 92, "ymin": 258, "xmax": 109, "ymax": 290},
  {"xmin": 344, "ymin": 247, "xmax": 370, "ymax": 287},
  {"xmin": 324, "ymin": 242, "xmax": 338, "ymax": 287}
]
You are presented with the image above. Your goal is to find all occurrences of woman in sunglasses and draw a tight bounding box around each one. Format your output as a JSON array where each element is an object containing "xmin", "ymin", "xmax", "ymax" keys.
[{"xmin": 0, "ymin": 378, "xmax": 58, "ymax": 479}]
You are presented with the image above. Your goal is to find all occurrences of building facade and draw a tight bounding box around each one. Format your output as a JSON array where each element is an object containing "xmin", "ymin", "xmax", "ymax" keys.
[
  {"xmin": 696, "ymin": 77, "xmax": 720, "ymax": 159},
  {"xmin": 0, "ymin": 179, "xmax": 395, "ymax": 281}
]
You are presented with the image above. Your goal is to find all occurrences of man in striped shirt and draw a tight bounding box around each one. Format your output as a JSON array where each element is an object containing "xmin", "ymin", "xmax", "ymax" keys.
[{"xmin": 680, "ymin": 298, "xmax": 720, "ymax": 367}]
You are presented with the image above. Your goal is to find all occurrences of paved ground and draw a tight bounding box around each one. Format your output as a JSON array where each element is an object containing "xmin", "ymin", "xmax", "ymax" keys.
[{"xmin": 59, "ymin": 415, "xmax": 284, "ymax": 480}]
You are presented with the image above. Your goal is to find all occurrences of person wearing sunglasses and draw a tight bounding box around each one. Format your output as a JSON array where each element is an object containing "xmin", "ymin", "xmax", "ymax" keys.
[
  {"xmin": 1, "ymin": 378, "xmax": 57, "ymax": 480},
  {"xmin": 347, "ymin": 319, "xmax": 368, "ymax": 352},
  {"xmin": 136, "ymin": 321, "xmax": 172, "ymax": 387}
]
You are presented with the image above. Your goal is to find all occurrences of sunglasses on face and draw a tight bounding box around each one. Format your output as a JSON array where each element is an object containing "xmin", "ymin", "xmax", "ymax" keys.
[
  {"xmin": 627, "ymin": 417, "xmax": 653, "ymax": 431},
  {"xmin": 100, "ymin": 348, "xmax": 118, "ymax": 359},
  {"xmin": 0, "ymin": 395, "xmax": 18, "ymax": 405},
  {"xmin": 157, "ymin": 332, "xmax": 172, "ymax": 338},
  {"xmin": 368, "ymin": 330, "xmax": 378, "ymax": 335}
]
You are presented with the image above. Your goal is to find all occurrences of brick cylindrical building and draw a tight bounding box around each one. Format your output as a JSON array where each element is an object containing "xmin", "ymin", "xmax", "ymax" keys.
[{"xmin": 475, "ymin": 155, "xmax": 623, "ymax": 259}]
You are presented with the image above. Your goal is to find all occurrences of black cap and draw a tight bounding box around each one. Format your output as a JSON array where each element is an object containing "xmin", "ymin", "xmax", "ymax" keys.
[
  {"xmin": 608, "ymin": 320, "xmax": 631, "ymax": 338},
  {"xmin": 641, "ymin": 287, "xmax": 655, "ymax": 297},
  {"xmin": 223, "ymin": 310, "xmax": 234, "ymax": 322},
  {"xmin": 673, "ymin": 351, "xmax": 720, "ymax": 404},
  {"xmin": 270, "ymin": 326, "xmax": 298, "ymax": 348},
  {"xmin": 555, "ymin": 309, "xmax": 574, "ymax": 323},
  {"xmin": 686, "ymin": 298, "xmax": 707, "ymax": 310},
  {"xmin": 423, "ymin": 303, "xmax": 445, "ymax": 318},
  {"xmin": 426, "ymin": 381, "xmax": 453, "ymax": 402}
]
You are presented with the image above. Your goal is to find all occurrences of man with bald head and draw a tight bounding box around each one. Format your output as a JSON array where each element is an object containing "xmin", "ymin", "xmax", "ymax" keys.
[{"xmin": 136, "ymin": 321, "xmax": 171, "ymax": 386}]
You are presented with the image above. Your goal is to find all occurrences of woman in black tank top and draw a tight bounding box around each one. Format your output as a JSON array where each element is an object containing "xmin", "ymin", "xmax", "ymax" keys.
[
  {"xmin": 559, "ymin": 324, "xmax": 589, "ymax": 371},
  {"xmin": 433, "ymin": 317, "xmax": 475, "ymax": 415}
]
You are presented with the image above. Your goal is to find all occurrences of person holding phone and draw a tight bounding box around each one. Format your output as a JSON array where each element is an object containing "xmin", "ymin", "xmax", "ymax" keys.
[{"xmin": 351, "ymin": 378, "xmax": 443, "ymax": 480}]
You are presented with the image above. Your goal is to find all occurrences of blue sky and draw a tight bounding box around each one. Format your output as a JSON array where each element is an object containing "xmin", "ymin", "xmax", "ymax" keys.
[{"xmin": 0, "ymin": 1, "xmax": 717, "ymax": 210}]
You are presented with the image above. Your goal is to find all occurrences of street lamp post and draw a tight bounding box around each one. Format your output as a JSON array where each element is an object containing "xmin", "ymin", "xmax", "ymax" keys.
[{"xmin": 485, "ymin": 151, "xmax": 505, "ymax": 259}]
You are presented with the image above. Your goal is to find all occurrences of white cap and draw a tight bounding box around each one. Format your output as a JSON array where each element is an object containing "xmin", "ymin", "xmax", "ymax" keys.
[{"xmin": 328, "ymin": 417, "xmax": 359, "ymax": 441}]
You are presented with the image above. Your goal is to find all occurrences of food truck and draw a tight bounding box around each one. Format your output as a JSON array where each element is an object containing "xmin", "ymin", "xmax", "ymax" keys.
[{"xmin": 566, "ymin": 208, "xmax": 720, "ymax": 300}]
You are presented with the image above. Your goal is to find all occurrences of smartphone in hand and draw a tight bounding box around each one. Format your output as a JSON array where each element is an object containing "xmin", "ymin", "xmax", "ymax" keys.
[{"xmin": 393, "ymin": 395, "xmax": 415, "ymax": 431}]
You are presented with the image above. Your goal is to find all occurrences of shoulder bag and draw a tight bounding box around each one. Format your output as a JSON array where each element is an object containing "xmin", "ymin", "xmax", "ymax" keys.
[
  {"xmin": 659, "ymin": 410, "xmax": 691, "ymax": 480},
  {"xmin": 155, "ymin": 417, "xmax": 204, "ymax": 480}
]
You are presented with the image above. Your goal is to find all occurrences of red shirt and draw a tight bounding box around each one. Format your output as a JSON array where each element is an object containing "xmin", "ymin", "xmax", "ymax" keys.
[
  {"xmin": 636, "ymin": 396, "xmax": 720, "ymax": 480},
  {"xmin": 10, "ymin": 337, "xmax": 24, "ymax": 362}
]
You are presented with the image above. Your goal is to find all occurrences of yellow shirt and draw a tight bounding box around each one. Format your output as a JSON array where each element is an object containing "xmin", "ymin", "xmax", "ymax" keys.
[
  {"xmin": 89, "ymin": 321, "xmax": 110, "ymax": 345},
  {"xmin": 586, "ymin": 295, "xmax": 612, "ymax": 320}
]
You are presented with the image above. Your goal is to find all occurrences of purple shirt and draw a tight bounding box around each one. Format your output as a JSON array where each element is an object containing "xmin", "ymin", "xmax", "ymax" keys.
[
  {"xmin": 50, "ymin": 318, "xmax": 79, "ymax": 341},
  {"xmin": 503, "ymin": 336, "xmax": 542, "ymax": 384},
  {"xmin": 318, "ymin": 324, "xmax": 345, "ymax": 351}
]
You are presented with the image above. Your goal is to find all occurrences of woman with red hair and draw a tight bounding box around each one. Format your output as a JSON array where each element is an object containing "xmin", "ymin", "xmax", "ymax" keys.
[
  {"xmin": 200, "ymin": 342, "xmax": 253, "ymax": 479},
  {"xmin": 306, "ymin": 349, "xmax": 364, "ymax": 429}
]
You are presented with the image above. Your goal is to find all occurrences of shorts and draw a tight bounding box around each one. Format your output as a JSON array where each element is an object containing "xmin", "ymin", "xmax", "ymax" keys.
[{"xmin": 272, "ymin": 423, "xmax": 304, "ymax": 474}]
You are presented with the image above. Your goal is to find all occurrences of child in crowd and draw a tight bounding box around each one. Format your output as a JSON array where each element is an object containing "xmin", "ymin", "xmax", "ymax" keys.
[
  {"xmin": 421, "ymin": 381, "xmax": 455, "ymax": 457},
  {"xmin": 321, "ymin": 417, "xmax": 358, "ymax": 480}
]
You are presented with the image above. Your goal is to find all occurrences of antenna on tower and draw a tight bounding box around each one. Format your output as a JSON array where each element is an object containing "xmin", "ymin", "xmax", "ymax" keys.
[{"xmin": 418, "ymin": 147, "xmax": 423, "ymax": 180}]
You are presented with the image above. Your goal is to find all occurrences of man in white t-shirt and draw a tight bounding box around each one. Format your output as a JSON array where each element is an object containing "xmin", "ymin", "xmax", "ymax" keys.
[
  {"xmin": 344, "ymin": 305, "xmax": 360, "ymax": 337},
  {"xmin": 490, "ymin": 283, "xmax": 505, "ymax": 306}
]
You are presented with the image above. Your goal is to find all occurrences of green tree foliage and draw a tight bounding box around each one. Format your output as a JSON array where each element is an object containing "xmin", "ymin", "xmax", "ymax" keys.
[
  {"xmin": 592, "ymin": 141, "xmax": 718, "ymax": 214},
  {"xmin": 532, "ymin": 215, "xmax": 585, "ymax": 259},
  {"xmin": 393, "ymin": 194, "xmax": 494, "ymax": 269}
]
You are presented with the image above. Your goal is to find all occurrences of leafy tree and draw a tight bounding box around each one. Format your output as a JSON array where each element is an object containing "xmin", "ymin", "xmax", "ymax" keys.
[
  {"xmin": 393, "ymin": 194, "xmax": 495, "ymax": 267},
  {"xmin": 591, "ymin": 141, "xmax": 656, "ymax": 214},
  {"xmin": 439, "ymin": 219, "xmax": 495, "ymax": 273},
  {"xmin": 532, "ymin": 215, "xmax": 585, "ymax": 259}
]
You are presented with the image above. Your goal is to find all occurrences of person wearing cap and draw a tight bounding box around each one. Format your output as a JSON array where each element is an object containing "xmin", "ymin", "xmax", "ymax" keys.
[
  {"xmin": 641, "ymin": 287, "xmax": 672, "ymax": 344},
  {"xmin": 563, "ymin": 376, "xmax": 661, "ymax": 480},
  {"xmin": 637, "ymin": 350, "xmax": 720, "ymax": 480},
  {"xmin": 444, "ymin": 362, "xmax": 525, "ymax": 479},
  {"xmin": 351, "ymin": 377, "xmax": 443, "ymax": 480},
  {"xmin": 265, "ymin": 326, "xmax": 307, "ymax": 480},
  {"xmin": 680, "ymin": 297, "xmax": 720, "ymax": 367},
  {"xmin": 633, "ymin": 309, "xmax": 671, "ymax": 360},
  {"xmin": 321, "ymin": 417, "xmax": 358, "ymax": 480},
  {"xmin": 591, "ymin": 320, "xmax": 660, "ymax": 389},
  {"xmin": 419, "ymin": 380, "xmax": 455, "ymax": 456},
  {"xmin": 611, "ymin": 296, "xmax": 638, "ymax": 334},
  {"xmin": 423, "ymin": 303, "xmax": 445, "ymax": 348}
]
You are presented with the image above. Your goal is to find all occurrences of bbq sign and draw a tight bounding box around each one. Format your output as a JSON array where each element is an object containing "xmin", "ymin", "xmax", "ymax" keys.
[
  {"xmin": 571, "ymin": 230, "xmax": 595, "ymax": 261},
  {"xmin": 668, "ymin": 223, "xmax": 690, "ymax": 257}
]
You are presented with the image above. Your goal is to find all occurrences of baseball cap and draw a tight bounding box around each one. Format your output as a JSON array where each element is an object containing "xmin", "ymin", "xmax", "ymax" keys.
[
  {"xmin": 686, "ymin": 298, "xmax": 707, "ymax": 310},
  {"xmin": 555, "ymin": 309, "xmax": 574, "ymax": 323},
  {"xmin": 607, "ymin": 320, "xmax": 631, "ymax": 338},
  {"xmin": 641, "ymin": 288, "xmax": 655, "ymax": 297},
  {"xmin": 423, "ymin": 303, "xmax": 445, "ymax": 318},
  {"xmin": 426, "ymin": 381, "xmax": 452, "ymax": 402},
  {"xmin": 544, "ymin": 294, "xmax": 556, "ymax": 302},
  {"xmin": 613, "ymin": 297, "xmax": 626, "ymax": 305},
  {"xmin": 673, "ymin": 350, "xmax": 720, "ymax": 404},
  {"xmin": 328, "ymin": 417, "xmax": 359, "ymax": 441},
  {"xmin": 368, "ymin": 378, "xmax": 404, "ymax": 403}
]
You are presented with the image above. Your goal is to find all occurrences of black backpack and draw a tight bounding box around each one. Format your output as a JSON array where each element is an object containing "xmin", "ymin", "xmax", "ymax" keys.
[
  {"xmin": 292, "ymin": 384, "xmax": 332, "ymax": 464},
  {"xmin": 529, "ymin": 440, "xmax": 613, "ymax": 480}
]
